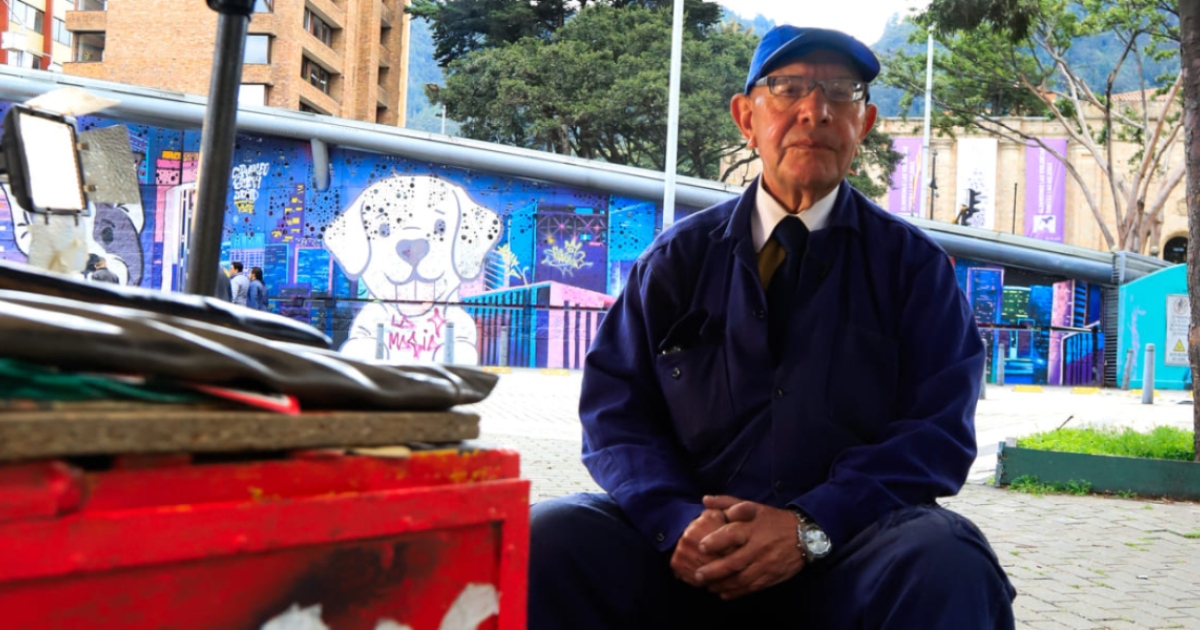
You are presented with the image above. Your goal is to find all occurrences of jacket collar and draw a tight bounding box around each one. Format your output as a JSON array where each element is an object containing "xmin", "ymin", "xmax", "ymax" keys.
[{"xmin": 717, "ymin": 176, "xmax": 861, "ymax": 245}]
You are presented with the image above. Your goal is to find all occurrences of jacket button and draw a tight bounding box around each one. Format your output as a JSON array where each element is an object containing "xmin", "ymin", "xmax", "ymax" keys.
[
  {"xmin": 672, "ymin": 368, "xmax": 682, "ymax": 379},
  {"xmin": 656, "ymin": 532, "xmax": 665, "ymax": 543},
  {"xmin": 775, "ymin": 388, "xmax": 785, "ymax": 398}
]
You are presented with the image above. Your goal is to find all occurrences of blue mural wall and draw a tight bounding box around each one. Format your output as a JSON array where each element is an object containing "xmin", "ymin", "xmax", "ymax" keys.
[
  {"xmin": 0, "ymin": 102, "xmax": 668, "ymax": 367},
  {"xmin": 954, "ymin": 258, "xmax": 1104, "ymax": 386},
  {"xmin": 1118, "ymin": 264, "xmax": 1190, "ymax": 390},
  {"xmin": 0, "ymin": 99, "xmax": 1110, "ymax": 379}
]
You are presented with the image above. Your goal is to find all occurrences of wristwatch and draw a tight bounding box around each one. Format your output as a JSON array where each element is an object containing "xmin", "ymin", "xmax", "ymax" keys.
[{"xmin": 790, "ymin": 508, "xmax": 832, "ymax": 563}]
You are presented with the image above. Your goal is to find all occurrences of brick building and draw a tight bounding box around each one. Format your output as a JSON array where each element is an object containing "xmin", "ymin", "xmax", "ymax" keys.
[{"xmin": 2, "ymin": 0, "xmax": 411, "ymax": 127}]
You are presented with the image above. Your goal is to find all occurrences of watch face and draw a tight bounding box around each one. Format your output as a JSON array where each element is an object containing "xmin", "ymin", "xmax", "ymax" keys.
[{"xmin": 804, "ymin": 528, "xmax": 832, "ymax": 557}]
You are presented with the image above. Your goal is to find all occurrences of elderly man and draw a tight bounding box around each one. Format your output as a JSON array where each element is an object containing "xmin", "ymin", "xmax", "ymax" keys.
[{"xmin": 527, "ymin": 25, "xmax": 1016, "ymax": 629}]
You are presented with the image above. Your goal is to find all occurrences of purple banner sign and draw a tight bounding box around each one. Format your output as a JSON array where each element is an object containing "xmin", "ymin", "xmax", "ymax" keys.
[
  {"xmin": 887, "ymin": 137, "xmax": 924, "ymax": 217},
  {"xmin": 1024, "ymin": 139, "xmax": 1067, "ymax": 242}
]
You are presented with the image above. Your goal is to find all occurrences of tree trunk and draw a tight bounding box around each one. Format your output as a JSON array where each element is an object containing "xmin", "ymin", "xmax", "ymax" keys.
[{"xmin": 1182, "ymin": 0, "xmax": 1200, "ymax": 462}]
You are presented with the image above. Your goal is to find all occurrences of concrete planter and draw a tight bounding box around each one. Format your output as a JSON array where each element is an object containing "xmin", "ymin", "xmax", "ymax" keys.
[{"xmin": 995, "ymin": 443, "xmax": 1200, "ymax": 501}]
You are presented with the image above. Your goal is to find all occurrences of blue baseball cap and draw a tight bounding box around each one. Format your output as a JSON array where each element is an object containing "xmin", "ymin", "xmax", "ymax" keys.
[{"xmin": 744, "ymin": 26, "xmax": 880, "ymax": 95}]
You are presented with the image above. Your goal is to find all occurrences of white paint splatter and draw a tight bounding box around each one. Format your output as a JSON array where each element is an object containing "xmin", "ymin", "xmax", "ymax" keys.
[
  {"xmin": 438, "ymin": 583, "xmax": 499, "ymax": 630},
  {"xmin": 261, "ymin": 603, "xmax": 329, "ymax": 630}
]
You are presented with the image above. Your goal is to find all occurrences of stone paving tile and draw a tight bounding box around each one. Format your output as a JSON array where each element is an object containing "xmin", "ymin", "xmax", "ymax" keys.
[{"xmin": 468, "ymin": 370, "xmax": 1200, "ymax": 629}]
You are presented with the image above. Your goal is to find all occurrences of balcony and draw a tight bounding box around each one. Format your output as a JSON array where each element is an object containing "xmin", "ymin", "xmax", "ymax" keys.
[
  {"xmin": 65, "ymin": 10, "xmax": 106, "ymax": 33},
  {"xmin": 380, "ymin": 1, "xmax": 393, "ymax": 27}
]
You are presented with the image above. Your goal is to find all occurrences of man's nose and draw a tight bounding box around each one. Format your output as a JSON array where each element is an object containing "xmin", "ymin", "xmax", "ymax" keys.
[
  {"xmin": 397, "ymin": 238, "xmax": 430, "ymax": 265},
  {"xmin": 794, "ymin": 88, "xmax": 832, "ymax": 124}
]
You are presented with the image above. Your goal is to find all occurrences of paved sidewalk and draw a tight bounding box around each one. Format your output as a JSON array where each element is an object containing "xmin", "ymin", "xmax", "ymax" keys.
[{"xmin": 464, "ymin": 369, "xmax": 1200, "ymax": 630}]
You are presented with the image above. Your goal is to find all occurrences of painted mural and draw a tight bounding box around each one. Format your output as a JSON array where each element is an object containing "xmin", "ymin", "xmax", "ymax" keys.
[
  {"xmin": 955, "ymin": 258, "xmax": 1104, "ymax": 386},
  {"xmin": 0, "ymin": 100, "xmax": 1108, "ymax": 381},
  {"xmin": 0, "ymin": 102, "xmax": 651, "ymax": 368}
]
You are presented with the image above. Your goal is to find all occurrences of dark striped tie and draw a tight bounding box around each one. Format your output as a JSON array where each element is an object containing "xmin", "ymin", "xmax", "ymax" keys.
[{"xmin": 766, "ymin": 216, "xmax": 809, "ymax": 362}]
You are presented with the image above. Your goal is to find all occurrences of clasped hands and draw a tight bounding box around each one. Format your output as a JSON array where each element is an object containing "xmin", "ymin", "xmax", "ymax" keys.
[{"xmin": 669, "ymin": 495, "xmax": 806, "ymax": 600}]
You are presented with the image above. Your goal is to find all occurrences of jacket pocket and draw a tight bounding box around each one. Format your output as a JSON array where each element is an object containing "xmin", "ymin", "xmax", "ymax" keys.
[
  {"xmin": 655, "ymin": 340, "xmax": 735, "ymax": 462},
  {"xmin": 829, "ymin": 325, "xmax": 899, "ymax": 442}
]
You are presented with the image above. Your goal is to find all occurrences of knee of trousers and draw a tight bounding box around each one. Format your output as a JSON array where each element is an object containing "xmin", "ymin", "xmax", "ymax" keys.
[
  {"xmin": 877, "ymin": 507, "xmax": 1012, "ymax": 594},
  {"xmin": 528, "ymin": 494, "xmax": 631, "ymax": 575}
]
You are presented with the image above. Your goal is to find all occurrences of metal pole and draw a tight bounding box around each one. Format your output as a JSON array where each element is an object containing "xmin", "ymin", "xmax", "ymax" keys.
[
  {"xmin": 979, "ymin": 334, "xmax": 988, "ymax": 400},
  {"xmin": 444, "ymin": 320, "xmax": 456, "ymax": 365},
  {"xmin": 661, "ymin": 0, "xmax": 685, "ymax": 229},
  {"xmin": 498, "ymin": 325, "xmax": 509, "ymax": 368},
  {"xmin": 441, "ymin": 103, "xmax": 446, "ymax": 136},
  {"xmin": 928, "ymin": 150, "xmax": 938, "ymax": 220},
  {"xmin": 185, "ymin": 0, "xmax": 254, "ymax": 296},
  {"xmin": 1142, "ymin": 343, "xmax": 1156, "ymax": 404},
  {"xmin": 919, "ymin": 31, "xmax": 934, "ymax": 221},
  {"xmin": 375, "ymin": 322, "xmax": 385, "ymax": 360},
  {"xmin": 1011, "ymin": 182, "xmax": 1018, "ymax": 234},
  {"xmin": 1121, "ymin": 347, "xmax": 1135, "ymax": 390},
  {"xmin": 997, "ymin": 342, "xmax": 1006, "ymax": 387}
]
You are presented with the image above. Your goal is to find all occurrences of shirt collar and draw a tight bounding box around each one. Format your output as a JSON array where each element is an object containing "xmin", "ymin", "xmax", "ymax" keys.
[{"xmin": 751, "ymin": 179, "xmax": 840, "ymax": 252}]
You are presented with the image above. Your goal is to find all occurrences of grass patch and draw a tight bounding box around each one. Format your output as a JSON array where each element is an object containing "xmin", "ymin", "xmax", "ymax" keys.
[
  {"xmin": 1018, "ymin": 426, "xmax": 1195, "ymax": 461},
  {"xmin": 1008, "ymin": 475, "xmax": 1091, "ymax": 496}
]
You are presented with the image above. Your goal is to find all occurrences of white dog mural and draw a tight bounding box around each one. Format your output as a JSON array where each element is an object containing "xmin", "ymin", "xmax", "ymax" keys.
[{"xmin": 324, "ymin": 175, "xmax": 501, "ymax": 364}]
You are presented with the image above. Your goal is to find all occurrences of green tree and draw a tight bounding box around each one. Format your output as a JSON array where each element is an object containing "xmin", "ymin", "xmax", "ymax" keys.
[
  {"xmin": 428, "ymin": 4, "xmax": 903, "ymax": 188},
  {"xmin": 430, "ymin": 5, "xmax": 752, "ymax": 180},
  {"xmin": 883, "ymin": 0, "xmax": 1183, "ymax": 253},
  {"xmin": 408, "ymin": 0, "xmax": 722, "ymax": 66}
]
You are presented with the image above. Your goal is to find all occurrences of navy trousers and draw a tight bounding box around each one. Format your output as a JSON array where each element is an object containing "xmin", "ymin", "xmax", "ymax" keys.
[{"xmin": 528, "ymin": 493, "xmax": 1016, "ymax": 629}]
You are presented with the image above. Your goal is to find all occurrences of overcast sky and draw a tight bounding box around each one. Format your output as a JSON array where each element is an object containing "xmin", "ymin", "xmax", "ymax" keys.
[{"xmin": 714, "ymin": 0, "xmax": 929, "ymax": 45}]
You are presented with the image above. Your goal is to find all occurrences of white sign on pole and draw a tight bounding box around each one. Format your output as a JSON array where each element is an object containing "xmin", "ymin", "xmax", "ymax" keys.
[{"xmin": 1165, "ymin": 293, "xmax": 1190, "ymax": 367}]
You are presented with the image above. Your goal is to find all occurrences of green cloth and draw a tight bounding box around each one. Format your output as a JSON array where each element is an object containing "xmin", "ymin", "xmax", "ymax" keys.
[{"xmin": 0, "ymin": 358, "xmax": 203, "ymax": 403}]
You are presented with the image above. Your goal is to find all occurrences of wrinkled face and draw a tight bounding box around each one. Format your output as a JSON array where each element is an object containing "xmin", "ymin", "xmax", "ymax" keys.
[{"xmin": 732, "ymin": 50, "xmax": 877, "ymax": 203}]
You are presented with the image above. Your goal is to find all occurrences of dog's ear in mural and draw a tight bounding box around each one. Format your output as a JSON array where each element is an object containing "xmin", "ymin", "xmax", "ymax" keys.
[
  {"xmin": 2, "ymin": 184, "xmax": 33, "ymax": 257},
  {"xmin": 92, "ymin": 203, "xmax": 145, "ymax": 286},
  {"xmin": 451, "ymin": 187, "xmax": 501, "ymax": 281},
  {"xmin": 323, "ymin": 192, "xmax": 371, "ymax": 280}
]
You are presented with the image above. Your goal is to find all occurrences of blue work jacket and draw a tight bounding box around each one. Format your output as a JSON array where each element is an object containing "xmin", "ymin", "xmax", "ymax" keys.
[{"xmin": 580, "ymin": 179, "xmax": 984, "ymax": 552}]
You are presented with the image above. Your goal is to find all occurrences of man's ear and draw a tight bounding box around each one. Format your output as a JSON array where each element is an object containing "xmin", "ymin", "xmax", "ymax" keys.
[
  {"xmin": 860, "ymin": 102, "xmax": 878, "ymax": 141},
  {"xmin": 730, "ymin": 94, "xmax": 757, "ymax": 149}
]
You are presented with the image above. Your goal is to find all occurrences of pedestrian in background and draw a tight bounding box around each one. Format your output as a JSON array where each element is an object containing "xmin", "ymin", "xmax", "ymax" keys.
[
  {"xmin": 229, "ymin": 261, "xmax": 249, "ymax": 306},
  {"xmin": 89, "ymin": 256, "xmax": 119, "ymax": 284},
  {"xmin": 247, "ymin": 266, "xmax": 269, "ymax": 311},
  {"xmin": 214, "ymin": 264, "xmax": 232, "ymax": 302}
]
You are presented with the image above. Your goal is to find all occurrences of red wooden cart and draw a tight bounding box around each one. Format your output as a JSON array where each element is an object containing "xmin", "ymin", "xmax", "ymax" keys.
[{"xmin": 0, "ymin": 446, "xmax": 529, "ymax": 629}]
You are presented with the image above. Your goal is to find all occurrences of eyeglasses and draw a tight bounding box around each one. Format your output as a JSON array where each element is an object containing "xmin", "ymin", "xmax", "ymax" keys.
[{"xmin": 753, "ymin": 76, "xmax": 869, "ymax": 103}]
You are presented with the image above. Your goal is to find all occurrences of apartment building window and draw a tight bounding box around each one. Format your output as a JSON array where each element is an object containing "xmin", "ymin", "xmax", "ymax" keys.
[
  {"xmin": 79, "ymin": 0, "xmax": 105, "ymax": 10},
  {"xmin": 238, "ymin": 84, "xmax": 268, "ymax": 107},
  {"xmin": 244, "ymin": 35, "xmax": 270, "ymax": 64},
  {"xmin": 302, "ymin": 57, "xmax": 330, "ymax": 94},
  {"xmin": 10, "ymin": 2, "xmax": 44, "ymax": 34},
  {"xmin": 53, "ymin": 18, "xmax": 72, "ymax": 46},
  {"xmin": 304, "ymin": 9, "xmax": 333, "ymax": 47},
  {"xmin": 73, "ymin": 33, "xmax": 105, "ymax": 62},
  {"xmin": 253, "ymin": 0, "xmax": 273, "ymax": 12},
  {"xmin": 6, "ymin": 50, "xmax": 35, "ymax": 69}
]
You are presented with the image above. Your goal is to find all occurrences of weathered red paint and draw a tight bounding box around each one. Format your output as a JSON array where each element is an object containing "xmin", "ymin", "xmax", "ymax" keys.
[{"xmin": 0, "ymin": 448, "xmax": 530, "ymax": 629}]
